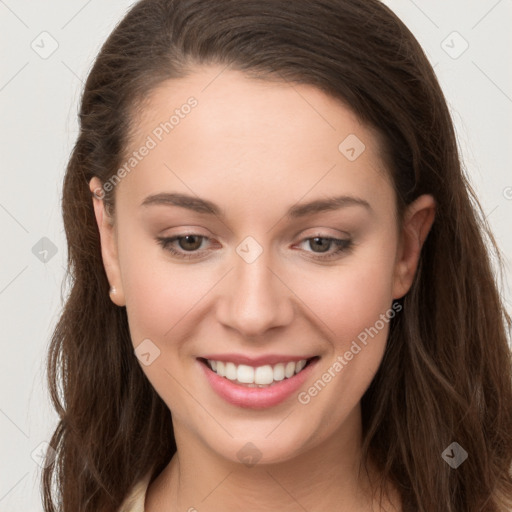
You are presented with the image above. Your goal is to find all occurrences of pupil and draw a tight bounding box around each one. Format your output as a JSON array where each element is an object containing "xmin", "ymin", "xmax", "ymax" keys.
[
  {"xmin": 311, "ymin": 237, "xmax": 329, "ymax": 253},
  {"xmin": 180, "ymin": 235, "xmax": 201, "ymax": 251}
]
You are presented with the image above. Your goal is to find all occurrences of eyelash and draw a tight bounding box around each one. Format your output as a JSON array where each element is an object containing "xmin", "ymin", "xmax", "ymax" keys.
[{"xmin": 156, "ymin": 234, "xmax": 353, "ymax": 261}]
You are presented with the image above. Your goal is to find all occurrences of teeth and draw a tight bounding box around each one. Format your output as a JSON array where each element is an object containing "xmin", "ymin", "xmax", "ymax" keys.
[
  {"xmin": 206, "ymin": 358, "xmax": 309, "ymax": 386},
  {"xmin": 273, "ymin": 363, "xmax": 285, "ymax": 381},
  {"xmin": 295, "ymin": 359, "xmax": 307, "ymax": 373},
  {"xmin": 285, "ymin": 361, "xmax": 296, "ymax": 378},
  {"xmin": 254, "ymin": 365, "xmax": 274, "ymax": 385},
  {"xmin": 237, "ymin": 364, "xmax": 254, "ymax": 383},
  {"xmin": 216, "ymin": 361, "xmax": 225, "ymax": 377},
  {"xmin": 225, "ymin": 362, "xmax": 237, "ymax": 380}
]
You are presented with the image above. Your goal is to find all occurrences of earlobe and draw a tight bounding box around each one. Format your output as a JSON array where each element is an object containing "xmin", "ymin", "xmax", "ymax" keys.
[
  {"xmin": 89, "ymin": 177, "xmax": 126, "ymax": 306},
  {"xmin": 392, "ymin": 194, "xmax": 436, "ymax": 299}
]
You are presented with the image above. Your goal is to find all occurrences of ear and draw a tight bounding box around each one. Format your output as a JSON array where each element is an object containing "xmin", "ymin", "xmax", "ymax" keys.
[
  {"xmin": 392, "ymin": 194, "xmax": 436, "ymax": 299},
  {"xmin": 89, "ymin": 177, "xmax": 126, "ymax": 306}
]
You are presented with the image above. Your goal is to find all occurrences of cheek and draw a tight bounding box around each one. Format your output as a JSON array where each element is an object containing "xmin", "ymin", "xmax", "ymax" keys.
[
  {"xmin": 290, "ymin": 235, "xmax": 397, "ymax": 415},
  {"xmin": 296, "ymin": 234, "xmax": 398, "ymax": 343},
  {"xmin": 117, "ymin": 230, "xmax": 213, "ymax": 417},
  {"xmin": 117, "ymin": 227, "xmax": 201, "ymax": 346}
]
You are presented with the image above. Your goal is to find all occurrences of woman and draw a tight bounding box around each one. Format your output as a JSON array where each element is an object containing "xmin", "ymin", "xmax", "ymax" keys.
[{"xmin": 42, "ymin": 0, "xmax": 512, "ymax": 511}]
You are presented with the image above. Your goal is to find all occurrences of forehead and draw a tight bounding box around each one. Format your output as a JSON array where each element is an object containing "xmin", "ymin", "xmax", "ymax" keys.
[{"xmin": 117, "ymin": 65, "xmax": 394, "ymax": 219}]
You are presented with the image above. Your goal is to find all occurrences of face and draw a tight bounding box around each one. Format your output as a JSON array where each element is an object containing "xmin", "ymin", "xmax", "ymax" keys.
[{"xmin": 90, "ymin": 65, "xmax": 434, "ymax": 466}]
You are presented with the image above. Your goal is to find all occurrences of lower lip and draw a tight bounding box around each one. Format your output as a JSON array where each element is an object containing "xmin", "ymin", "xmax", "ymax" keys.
[{"xmin": 198, "ymin": 358, "xmax": 318, "ymax": 409}]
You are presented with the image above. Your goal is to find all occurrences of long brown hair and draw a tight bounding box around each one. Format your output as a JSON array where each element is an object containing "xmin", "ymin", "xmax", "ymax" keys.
[{"xmin": 43, "ymin": 0, "xmax": 512, "ymax": 510}]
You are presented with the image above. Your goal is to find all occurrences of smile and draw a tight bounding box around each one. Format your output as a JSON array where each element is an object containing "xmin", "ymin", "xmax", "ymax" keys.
[
  {"xmin": 198, "ymin": 356, "xmax": 320, "ymax": 409},
  {"xmin": 203, "ymin": 358, "xmax": 313, "ymax": 387}
]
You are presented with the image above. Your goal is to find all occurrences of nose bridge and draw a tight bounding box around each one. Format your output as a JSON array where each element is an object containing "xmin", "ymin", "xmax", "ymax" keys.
[{"xmin": 216, "ymin": 238, "xmax": 293, "ymax": 337}]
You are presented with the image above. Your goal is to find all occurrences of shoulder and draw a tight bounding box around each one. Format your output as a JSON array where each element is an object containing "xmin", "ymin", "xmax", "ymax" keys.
[{"xmin": 118, "ymin": 472, "xmax": 152, "ymax": 512}]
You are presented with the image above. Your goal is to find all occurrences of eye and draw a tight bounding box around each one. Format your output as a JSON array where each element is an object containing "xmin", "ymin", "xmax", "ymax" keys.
[
  {"xmin": 156, "ymin": 234, "xmax": 353, "ymax": 261},
  {"xmin": 297, "ymin": 236, "xmax": 353, "ymax": 260},
  {"xmin": 156, "ymin": 234, "xmax": 211, "ymax": 260},
  {"xmin": 173, "ymin": 234, "xmax": 204, "ymax": 251},
  {"xmin": 307, "ymin": 237, "xmax": 333, "ymax": 253}
]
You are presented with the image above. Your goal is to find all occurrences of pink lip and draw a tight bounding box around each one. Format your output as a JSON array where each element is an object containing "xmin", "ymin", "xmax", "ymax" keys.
[
  {"xmin": 198, "ymin": 357, "xmax": 319, "ymax": 409},
  {"xmin": 200, "ymin": 353, "xmax": 316, "ymax": 366}
]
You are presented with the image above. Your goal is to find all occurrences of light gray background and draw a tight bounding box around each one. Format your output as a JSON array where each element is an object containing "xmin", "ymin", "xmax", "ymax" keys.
[{"xmin": 0, "ymin": 1, "xmax": 511, "ymax": 510}]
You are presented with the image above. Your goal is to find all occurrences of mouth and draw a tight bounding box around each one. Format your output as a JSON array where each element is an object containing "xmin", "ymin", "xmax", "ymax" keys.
[{"xmin": 198, "ymin": 356, "xmax": 320, "ymax": 388}]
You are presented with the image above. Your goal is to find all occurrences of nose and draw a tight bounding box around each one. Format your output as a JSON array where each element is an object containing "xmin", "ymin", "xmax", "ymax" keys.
[{"xmin": 215, "ymin": 247, "xmax": 295, "ymax": 338}]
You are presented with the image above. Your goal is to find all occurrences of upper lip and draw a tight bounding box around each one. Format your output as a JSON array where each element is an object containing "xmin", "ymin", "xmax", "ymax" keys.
[{"xmin": 199, "ymin": 353, "xmax": 318, "ymax": 367}]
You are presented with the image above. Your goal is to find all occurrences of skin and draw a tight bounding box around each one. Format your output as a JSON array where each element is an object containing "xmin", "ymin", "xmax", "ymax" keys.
[{"xmin": 89, "ymin": 65, "xmax": 435, "ymax": 511}]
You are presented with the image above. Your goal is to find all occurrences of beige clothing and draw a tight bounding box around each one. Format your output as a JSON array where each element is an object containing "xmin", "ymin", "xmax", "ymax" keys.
[{"xmin": 119, "ymin": 473, "xmax": 152, "ymax": 512}]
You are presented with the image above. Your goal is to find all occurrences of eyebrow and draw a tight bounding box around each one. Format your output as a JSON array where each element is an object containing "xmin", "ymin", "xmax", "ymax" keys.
[{"xmin": 140, "ymin": 192, "xmax": 372, "ymax": 218}]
